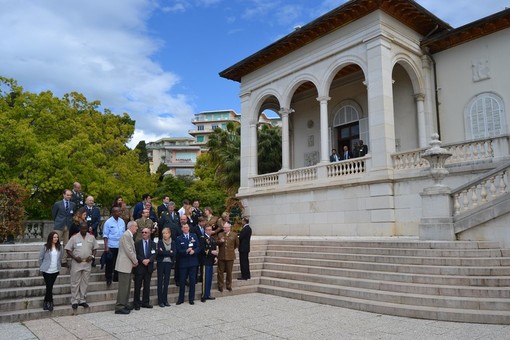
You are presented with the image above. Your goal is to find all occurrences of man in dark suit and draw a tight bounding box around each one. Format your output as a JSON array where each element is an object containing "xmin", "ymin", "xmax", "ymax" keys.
[
  {"xmin": 238, "ymin": 217, "xmax": 252, "ymax": 280},
  {"xmin": 358, "ymin": 139, "xmax": 368, "ymax": 157},
  {"xmin": 84, "ymin": 196, "xmax": 101, "ymax": 238},
  {"xmin": 133, "ymin": 227, "xmax": 157, "ymax": 309},
  {"xmin": 192, "ymin": 217, "xmax": 207, "ymax": 283},
  {"xmin": 175, "ymin": 217, "xmax": 200, "ymax": 305},
  {"xmin": 132, "ymin": 193, "xmax": 153, "ymax": 220},
  {"xmin": 52, "ymin": 189, "xmax": 75, "ymax": 263},
  {"xmin": 330, "ymin": 149, "xmax": 340, "ymax": 162},
  {"xmin": 157, "ymin": 195, "xmax": 170, "ymax": 218}
]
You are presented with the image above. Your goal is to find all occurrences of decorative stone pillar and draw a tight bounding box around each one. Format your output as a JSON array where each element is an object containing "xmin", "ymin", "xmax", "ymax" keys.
[
  {"xmin": 419, "ymin": 133, "xmax": 455, "ymax": 241},
  {"xmin": 250, "ymin": 122, "xmax": 258, "ymax": 176},
  {"xmin": 279, "ymin": 108, "xmax": 292, "ymax": 170},
  {"xmin": 317, "ymin": 96, "xmax": 331, "ymax": 163},
  {"xmin": 414, "ymin": 93, "xmax": 427, "ymax": 148}
]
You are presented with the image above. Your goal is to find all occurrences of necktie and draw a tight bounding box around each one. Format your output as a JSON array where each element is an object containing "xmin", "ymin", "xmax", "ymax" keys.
[
  {"xmin": 186, "ymin": 234, "xmax": 189, "ymax": 240},
  {"xmin": 65, "ymin": 201, "xmax": 69, "ymax": 211}
]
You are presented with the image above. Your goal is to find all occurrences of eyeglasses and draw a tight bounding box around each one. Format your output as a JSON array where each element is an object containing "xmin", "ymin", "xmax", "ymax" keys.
[{"xmin": 142, "ymin": 231, "xmax": 149, "ymax": 234}]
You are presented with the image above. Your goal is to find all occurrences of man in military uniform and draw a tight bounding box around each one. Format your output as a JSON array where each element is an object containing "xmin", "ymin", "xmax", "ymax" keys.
[
  {"xmin": 135, "ymin": 209, "xmax": 154, "ymax": 242},
  {"xmin": 216, "ymin": 222, "xmax": 238, "ymax": 292},
  {"xmin": 71, "ymin": 182, "xmax": 85, "ymax": 210},
  {"xmin": 200, "ymin": 223, "xmax": 217, "ymax": 302}
]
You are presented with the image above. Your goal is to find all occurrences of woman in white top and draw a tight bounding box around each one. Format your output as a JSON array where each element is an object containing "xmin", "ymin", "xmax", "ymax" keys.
[{"xmin": 39, "ymin": 231, "xmax": 63, "ymax": 311}]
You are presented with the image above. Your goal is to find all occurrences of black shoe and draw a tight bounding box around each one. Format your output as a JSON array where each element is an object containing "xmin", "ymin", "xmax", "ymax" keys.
[
  {"xmin": 164, "ymin": 302, "xmax": 171, "ymax": 307},
  {"xmin": 106, "ymin": 280, "xmax": 112, "ymax": 286},
  {"xmin": 176, "ymin": 301, "xmax": 183, "ymax": 305},
  {"xmin": 126, "ymin": 304, "xmax": 134, "ymax": 310},
  {"xmin": 115, "ymin": 308, "xmax": 130, "ymax": 314},
  {"xmin": 159, "ymin": 303, "xmax": 165, "ymax": 308},
  {"xmin": 141, "ymin": 304, "xmax": 153, "ymax": 309},
  {"xmin": 79, "ymin": 302, "xmax": 89, "ymax": 308},
  {"xmin": 201, "ymin": 298, "xmax": 206, "ymax": 303},
  {"xmin": 189, "ymin": 301, "xmax": 194, "ymax": 305},
  {"xmin": 72, "ymin": 304, "xmax": 78, "ymax": 310},
  {"xmin": 48, "ymin": 302, "xmax": 54, "ymax": 311},
  {"xmin": 134, "ymin": 305, "xmax": 140, "ymax": 310},
  {"xmin": 207, "ymin": 297, "xmax": 216, "ymax": 300},
  {"xmin": 43, "ymin": 302, "xmax": 48, "ymax": 311},
  {"xmin": 237, "ymin": 278, "xmax": 248, "ymax": 280},
  {"xmin": 227, "ymin": 287, "xmax": 232, "ymax": 291}
]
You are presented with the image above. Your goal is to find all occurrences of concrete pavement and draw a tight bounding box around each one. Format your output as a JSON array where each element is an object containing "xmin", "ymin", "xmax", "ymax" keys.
[{"xmin": 2, "ymin": 293, "xmax": 509, "ymax": 340}]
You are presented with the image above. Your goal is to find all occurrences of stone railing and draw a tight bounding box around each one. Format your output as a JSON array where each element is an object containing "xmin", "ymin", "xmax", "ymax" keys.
[
  {"xmin": 253, "ymin": 173, "xmax": 279, "ymax": 187},
  {"xmin": 327, "ymin": 158, "xmax": 366, "ymax": 178},
  {"xmin": 16, "ymin": 220, "xmax": 53, "ymax": 242},
  {"xmin": 252, "ymin": 157, "xmax": 367, "ymax": 188},
  {"xmin": 451, "ymin": 162, "xmax": 510, "ymax": 216},
  {"xmin": 287, "ymin": 167, "xmax": 317, "ymax": 183},
  {"xmin": 392, "ymin": 137, "xmax": 496, "ymax": 170}
]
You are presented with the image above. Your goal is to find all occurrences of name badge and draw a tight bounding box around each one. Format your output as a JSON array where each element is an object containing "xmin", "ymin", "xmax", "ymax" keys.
[
  {"xmin": 86, "ymin": 216, "xmax": 92, "ymax": 221},
  {"xmin": 77, "ymin": 242, "xmax": 83, "ymax": 247},
  {"xmin": 188, "ymin": 243, "xmax": 193, "ymax": 248},
  {"xmin": 151, "ymin": 249, "xmax": 156, "ymax": 254}
]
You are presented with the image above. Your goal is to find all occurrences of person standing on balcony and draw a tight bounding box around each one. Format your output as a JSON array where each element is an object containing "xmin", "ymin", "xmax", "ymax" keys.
[
  {"xmin": 342, "ymin": 145, "xmax": 351, "ymax": 160},
  {"xmin": 39, "ymin": 231, "xmax": 63, "ymax": 312},
  {"xmin": 358, "ymin": 140, "xmax": 368, "ymax": 157},
  {"xmin": 330, "ymin": 149, "xmax": 340, "ymax": 162}
]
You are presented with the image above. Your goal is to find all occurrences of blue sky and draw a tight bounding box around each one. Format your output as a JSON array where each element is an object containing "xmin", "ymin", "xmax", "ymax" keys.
[{"xmin": 1, "ymin": 0, "xmax": 508, "ymax": 147}]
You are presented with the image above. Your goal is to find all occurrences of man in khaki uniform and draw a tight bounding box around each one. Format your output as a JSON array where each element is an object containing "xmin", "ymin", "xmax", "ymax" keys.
[
  {"xmin": 135, "ymin": 209, "xmax": 154, "ymax": 242},
  {"xmin": 114, "ymin": 221, "xmax": 139, "ymax": 314},
  {"xmin": 216, "ymin": 222, "xmax": 239, "ymax": 292},
  {"xmin": 65, "ymin": 222, "xmax": 98, "ymax": 310}
]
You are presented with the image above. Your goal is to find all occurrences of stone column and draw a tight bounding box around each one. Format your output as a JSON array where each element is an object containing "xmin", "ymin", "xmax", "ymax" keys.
[
  {"xmin": 239, "ymin": 91, "xmax": 252, "ymax": 192},
  {"xmin": 317, "ymin": 96, "xmax": 331, "ymax": 163},
  {"xmin": 421, "ymin": 54, "xmax": 435, "ymax": 139},
  {"xmin": 279, "ymin": 108, "xmax": 292, "ymax": 170},
  {"xmin": 365, "ymin": 36, "xmax": 396, "ymax": 173},
  {"xmin": 415, "ymin": 93, "xmax": 427, "ymax": 148}
]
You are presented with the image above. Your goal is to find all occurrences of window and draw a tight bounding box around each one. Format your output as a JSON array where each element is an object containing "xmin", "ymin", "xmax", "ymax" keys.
[
  {"xmin": 465, "ymin": 93, "xmax": 506, "ymax": 139},
  {"xmin": 197, "ymin": 125, "xmax": 204, "ymax": 131},
  {"xmin": 197, "ymin": 136, "xmax": 204, "ymax": 143},
  {"xmin": 212, "ymin": 124, "xmax": 219, "ymax": 130}
]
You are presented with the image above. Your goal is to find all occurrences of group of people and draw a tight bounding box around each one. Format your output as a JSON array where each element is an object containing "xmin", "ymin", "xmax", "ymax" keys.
[
  {"xmin": 40, "ymin": 188, "xmax": 252, "ymax": 315},
  {"xmin": 330, "ymin": 140, "xmax": 368, "ymax": 162}
]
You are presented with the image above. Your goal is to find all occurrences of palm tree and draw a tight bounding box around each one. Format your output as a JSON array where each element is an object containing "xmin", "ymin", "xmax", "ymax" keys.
[{"xmin": 257, "ymin": 124, "xmax": 282, "ymax": 174}]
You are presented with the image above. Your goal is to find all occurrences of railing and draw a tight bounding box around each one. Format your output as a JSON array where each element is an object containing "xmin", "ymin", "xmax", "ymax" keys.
[
  {"xmin": 327, "ymin": 158, "xmax": 366, "ymax": 178},
  {"xmin": 16, "ymin": 220, "xmax": 52, "ymax": 242},
  {"xmin": 392, "ymin": 138, "xmax": 495, "ymax": 170},
  {"xmin": 287, "ymin": 167, "xmax": 317, "ymax": 183},
  {"xmin": 253, "ymin": 173, "xmax": 279, "ymax": 187},
  {"xmin": 451, "ymin": 162, "xmax": 510, "ymax": 216}
]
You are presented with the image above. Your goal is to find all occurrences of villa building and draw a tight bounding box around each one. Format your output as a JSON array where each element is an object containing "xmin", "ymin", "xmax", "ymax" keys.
[
  {"xmin": 146, "ymin": 137, "xmax": 200, "ymax": 176},
  {"xmin": 220, "ymin": 0, "xmax": 510, "ymax": 246}
]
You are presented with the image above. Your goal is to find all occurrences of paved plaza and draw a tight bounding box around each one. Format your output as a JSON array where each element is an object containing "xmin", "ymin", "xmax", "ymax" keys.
[{"xmin": 2, "ymin": 293, "xmax": 509, "ymax": 340}]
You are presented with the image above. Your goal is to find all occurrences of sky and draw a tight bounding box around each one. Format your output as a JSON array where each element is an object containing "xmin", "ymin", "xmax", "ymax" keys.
[{"xmin": 1, "ymin": 0, "xmax": 509, "ymax": 148}]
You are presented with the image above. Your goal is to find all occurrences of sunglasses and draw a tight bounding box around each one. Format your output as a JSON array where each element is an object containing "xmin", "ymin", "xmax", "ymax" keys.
[{"xmin": 142, "ymin": 231, "xmax": 150, "ymax": 234}]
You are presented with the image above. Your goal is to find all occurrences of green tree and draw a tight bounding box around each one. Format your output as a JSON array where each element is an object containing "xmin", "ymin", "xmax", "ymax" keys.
[
  {"xmin": 134, "ymin": 140, "xmax": 150, "ymax": 173},
  {"xmin": 257, "ymin": 124, "xmax": 282, "ymax": 174},
  {"xmin": 206, "ymin": 122, "xmax": 241, "ymax": 195},
  {"xmin": 0, "ymin": 77, "xmax": 157, "ymax": 218}
]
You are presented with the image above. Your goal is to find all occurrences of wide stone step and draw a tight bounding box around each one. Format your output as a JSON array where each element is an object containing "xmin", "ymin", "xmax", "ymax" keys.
[
  {"xmin": 265, "ymin": 245, "xmax": 505, "ymax": 258},
  {"xmin": 265, "ymin": 250, "xmax": 510, "ymax": 266},
  {"xmin": 257, "ymin": 284, "xmax": 510, "ymax": 324},
  {"xmin": 263, "ymin": 262, "xmax": 510, "ymax": 287},
  {"xmin": 265, "ymin": 239, "xmax": 501, "ymax": 249},
  {"xmin": 0, "ymin": 280, "xmax": 260, "ymax": 323},
  {"xmin": 260, "ymin": 277, "xmax": 510, "ymax": 310},
  {"xmin": 262, "ymin": 268, "xmax": 510, "ymax": 298},
  {"xmin": 266, "ymin": 256, "xmax": 510, "ymax": 276}
]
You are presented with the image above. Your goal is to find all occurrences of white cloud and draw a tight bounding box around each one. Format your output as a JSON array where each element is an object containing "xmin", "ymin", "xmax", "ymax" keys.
[{"xmin": 0, "ymin": 0, "xmax": 195, "ymax": 148}]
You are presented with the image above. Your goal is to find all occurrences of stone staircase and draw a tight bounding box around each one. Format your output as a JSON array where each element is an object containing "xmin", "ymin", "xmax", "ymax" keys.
[
  {"xmin": 258, "ymin": 239, "xmax": 510, "ymax": 324},
  {"xmin": 0, "ymin": 242, "xmax": 263, "ymax": 323},
  {"xmin": 2, "ymin": 238, "xmax": 510, "ymax": 324}
]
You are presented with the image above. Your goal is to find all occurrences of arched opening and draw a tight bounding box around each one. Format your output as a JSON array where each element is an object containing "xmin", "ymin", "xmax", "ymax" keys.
[{"xmin": 392, "ymin": 63, "xmax": 419, "ymax": 151}]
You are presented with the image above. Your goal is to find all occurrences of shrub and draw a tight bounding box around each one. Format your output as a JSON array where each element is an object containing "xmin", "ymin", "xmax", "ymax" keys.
[{"xmin": 0, "ymin": 183, "xmax": 28, "ymax": 242}]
